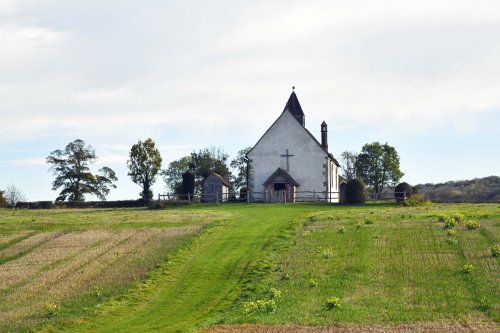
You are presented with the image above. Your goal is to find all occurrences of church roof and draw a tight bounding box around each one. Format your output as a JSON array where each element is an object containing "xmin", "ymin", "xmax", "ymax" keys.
[
  {"xmin": 262, "ymin": 168, "xmax": 299, "ymax": 187},
  {"xmin": 283, "ymin": 91, "xmax": 305, "ymax": 126}
]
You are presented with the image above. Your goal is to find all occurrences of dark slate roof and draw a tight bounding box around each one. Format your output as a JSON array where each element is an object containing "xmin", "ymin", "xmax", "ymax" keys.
[
  {"xmin": 262, "ymin": 168, "xmax": 299, "ymax": 187},
  {"xmin": 207, "ymin": 172, "xmax": 230, "ymax": 187},
  {"xmin": 283, "ymin": 91, "xmax": 305, "ymax": 125}
]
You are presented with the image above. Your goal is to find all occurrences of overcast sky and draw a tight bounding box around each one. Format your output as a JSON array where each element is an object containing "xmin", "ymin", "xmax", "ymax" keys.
[{"xmin": 1, "ymin": 0, "xmax": 499, "ymax": 201}]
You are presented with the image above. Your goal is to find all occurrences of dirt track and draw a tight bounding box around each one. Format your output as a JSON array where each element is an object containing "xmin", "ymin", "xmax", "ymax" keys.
[{"xmin": 205, "ymin": 322, "xmax": 500, "ymax": 333}]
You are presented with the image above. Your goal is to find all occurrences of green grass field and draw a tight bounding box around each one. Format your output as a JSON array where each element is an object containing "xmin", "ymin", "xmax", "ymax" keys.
[{"xmin": 0, "ymin": 203, "xmax": 498, "ymax": 332}]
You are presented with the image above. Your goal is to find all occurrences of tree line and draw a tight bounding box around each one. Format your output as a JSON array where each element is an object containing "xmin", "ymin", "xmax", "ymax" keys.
[
  {"xmin": 38, "ymin": 138, "xmax": 251, "ymax": 202},
  {"xmin": 1, "ymin": 139, "xmax": 406, "ymax": 204}
]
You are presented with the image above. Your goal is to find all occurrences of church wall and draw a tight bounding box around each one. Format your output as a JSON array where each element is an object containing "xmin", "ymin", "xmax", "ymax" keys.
[{"xmin": 248, "ymin": 111, "xmax": 337, "ymax": 202}]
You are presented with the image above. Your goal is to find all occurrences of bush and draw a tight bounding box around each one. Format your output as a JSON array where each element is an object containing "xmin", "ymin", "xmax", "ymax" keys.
[
  {"xmin": 54, "ymin": 199, "xmax": 150, "ymax": 209},
  {"xmin": 443, "ymin": 215, "xmax": 458, "ymax": 229},
  {"xmin": 326, "ymin": 297, "xmax": 342, "ymax": 310},
  {"xmin": 394, "ymin": 182, "xmax": 412, "ymax": 201},
  {"xmin": 465, "ymin": 219, "xmax": 481, "ymax": 230},
  {"xmin": 15, "ymin": 201, "xmax": 54, "ymax": 209},
  {"xmin": 0, "ymin": 191, "xmax": 6, "ymax": 208},
  {"xmin": 452, "ymin": 213, "xmax": 466, "ymax": 223},
  {"xmin": 243, "ymin": 299, "xmax": 276, "ymax": 314},
  {"xmin": 239, "ymin": 187, "xmax": 247, "ymax": 199},
  {"xmin": 462, "ymin": 264, "xmax": 474, "ymax": 274},
  {"xmin": 401, "ymin": 193, "xmax": 431, "ymax": 206},
  {"xmin": 345, "ymin": 179, "xmax": 366, "ymax": 204},
  {"xmin": 491, "ymin": 244, "xmax": 500, "ymax": 257}
]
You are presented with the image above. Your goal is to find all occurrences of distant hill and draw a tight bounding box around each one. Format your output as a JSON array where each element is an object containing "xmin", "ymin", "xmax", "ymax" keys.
[{"xmin": 415, "ymin": 176, "xmax": 500, "ymax": 202}]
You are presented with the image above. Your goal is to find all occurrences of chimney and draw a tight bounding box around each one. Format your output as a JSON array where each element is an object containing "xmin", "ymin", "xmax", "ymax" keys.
[{"xmin": 321, "ymin": 121, "xmax": 328, "ymax": 151}]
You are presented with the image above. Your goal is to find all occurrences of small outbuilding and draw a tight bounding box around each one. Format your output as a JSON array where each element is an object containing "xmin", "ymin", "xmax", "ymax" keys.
[{"xmin": 203, "ymin": 172, "xmax": 230, "ymax": 202}]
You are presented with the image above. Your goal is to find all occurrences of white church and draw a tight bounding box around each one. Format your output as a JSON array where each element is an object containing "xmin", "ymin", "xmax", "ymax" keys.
[{"xmin": 246, "ymin": 89, "xmax": 341, "ymax": 203}]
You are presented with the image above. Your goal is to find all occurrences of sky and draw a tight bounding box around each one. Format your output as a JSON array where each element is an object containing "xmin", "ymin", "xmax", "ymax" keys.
[{"xmin": 0, "ymin": 0, "xmax": 499, "ymax": 201}]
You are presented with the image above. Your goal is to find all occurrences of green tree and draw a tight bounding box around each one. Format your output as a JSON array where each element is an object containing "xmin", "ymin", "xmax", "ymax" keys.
[
  {"xmin": 355, "ymin": 142, "xmax": 404, "ymax": 194},
  {"xmin": 162, "ymin": 147, "xmax": 231, "ymax": 195},
  {"xmin": 46, "ymin": 139, "xmax": 118, "ymax": 201},
  {"xmin": 127, "ymin": 138, "xmax": 163, "ymax": 200},
  {"xmin": 162, "ymin": 156, "xmax": 192, "ymax": 193},
  {"xmin": 340, "ymin": 151, "xmax": 358, "ymax": 181},
  {"xmin": 230, "ymin": 146, "xmax": 252, "ymax": 191}
]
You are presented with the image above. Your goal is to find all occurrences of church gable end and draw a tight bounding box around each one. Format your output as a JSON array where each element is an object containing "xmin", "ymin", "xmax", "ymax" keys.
[{"xmin": 247, "ymin": 89, "xmax": 341, "ymax": 203}]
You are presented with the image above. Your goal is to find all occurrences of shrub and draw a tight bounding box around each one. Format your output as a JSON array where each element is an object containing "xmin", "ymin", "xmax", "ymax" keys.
[
  {"xmin": 53, "ymin": 199, "xmax": 150, "ymax": 209},
  {"xmin": 15, "ymin": 201, "xmax": 54, "ymax": 209},
  {"xmin": 364, "ymin": 219, "xmax": 374, "ymax": 225},
  {"xmin": 443, "ymin": 216, "xmax": 458, "ymax": 229},
  {"xmin": 44, "ymin": 302, "xmax": 61, "ymax": 318},
  {"xmin": 321, "ymin": 248, "xmax": 334, "ymax": 259},
  {"xmin": 447, "ymin": 237, "xmax": 458, "ymax": 245},
  {"xmin": 465, "ymin": 219, "xmax": 480, "ymax": 230},
  {"xmin": 491, "ymin": 244, "xmax": 500, "ymax": 257},
  {"xmin": 338, "ymin": 226, "xmax": 345, "ymax": 233},
  {"xmin": 326, "ymin": 297, "xmax": 342, "ymax": 310},
  {"xmin": 345, "ymin": 179, "xmax": 366, "ymax": 204},
  {"xmin": 269, "ymin": 287, "xmax": 282, "ymax": 299},
  {"xmin": 446, "ymin": 228, "xmax": 457, "ymax": 237},
  {"xmin": 0, "ymin": 190, "xmax": 6, "ymax": 208},
  {"xmin": 394, "ymin": 182, "xmax": 412, "ymax": 201},
  {"xmin": 402, "ymin": 193, "xmax": 431, "ymax": 206},
  {"xmin": 453, "ymin": 213, "xmax": 466, "ymax": 223},
  {"xmin": 309, "ymin": 279, "xmax": 318, "ymax": 288},
  {"xmin": 243, "ymin": 299, "xmax": 276, "ymax": 314},
  {"xmin": 309, "ymin": 216, "xmax": 318, "ymax": 223},
  {"xmin": 462, "ymin": 264, "xmax": 474, "ymax": 274}
]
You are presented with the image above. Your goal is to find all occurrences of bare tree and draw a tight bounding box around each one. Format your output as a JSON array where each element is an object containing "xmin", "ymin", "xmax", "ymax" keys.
[
  {"xmin": 4, "ymin": 184, "xmax": 27, "ymax": 206},
  {"xmin": 340, "ymin": 151, "xmax": 358, "ymax": 181}
]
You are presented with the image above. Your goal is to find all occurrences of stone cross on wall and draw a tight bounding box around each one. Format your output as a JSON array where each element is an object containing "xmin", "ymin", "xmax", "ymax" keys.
[{"xmin": 281, "ymin": 149, "xmax": 294, "ymax": 171}]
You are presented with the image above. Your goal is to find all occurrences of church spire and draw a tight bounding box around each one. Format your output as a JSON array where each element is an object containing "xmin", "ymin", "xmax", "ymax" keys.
[{"xmin": 283, "ymin": 88, "xmax": 305, "ymax": 127}]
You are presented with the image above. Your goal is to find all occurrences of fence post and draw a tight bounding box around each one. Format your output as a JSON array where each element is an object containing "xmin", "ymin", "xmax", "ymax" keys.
[
  {"xmin": 188, "ymin": 193, "xmax": 191, "ymax": 203},
  {"xmin": 216, "ymin": 191, "xmax": 219, "ymax": 205},
  {"xmin": 158, "ymin": 193, "xmax": 160, "ymax": 202}
]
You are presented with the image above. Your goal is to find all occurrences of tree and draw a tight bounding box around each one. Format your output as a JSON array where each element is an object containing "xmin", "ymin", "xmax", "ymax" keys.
[
  {"xmin": 162, "ymin": 147, "xmax": 232, "ymax": 195},
  {"xmin": 162, "ymin": 156, "xmax": 192, "ymax": 193},
  {"xmin": 127, "ymin": 138, "xmax": 163, "ymax": 200},
  {"xmin": 190, "ymin": 147, "xmax": 231, "ymax": 186},
  {"xmin": 340, "ymin": 151, "xmax": 358, "ymax": 181},
  {"xmin": 4, "ymin": 184, "xmax": 27, "ymax": 206},
  {"xmin": 355, "ymin": 142, "xmax": 404, "ymax": 194},
  {"xmin": 46, "ymin": 139, "xmax": 118, "ymax": 201},
  {"xmin": 230, "ymin": 146, "xmax": 252, "ymax": 191}
]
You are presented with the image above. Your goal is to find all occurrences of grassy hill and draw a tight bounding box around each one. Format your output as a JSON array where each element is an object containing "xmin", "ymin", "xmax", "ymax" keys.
[{"xmin": 0, "ymin": 203, "xmax": 498, "ymax": 332}]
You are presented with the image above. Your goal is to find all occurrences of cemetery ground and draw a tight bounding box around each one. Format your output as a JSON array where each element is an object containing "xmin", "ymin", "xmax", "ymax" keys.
[{"xmin": 0, "ymin": 203, "xmax": 498, "ymax": 332}]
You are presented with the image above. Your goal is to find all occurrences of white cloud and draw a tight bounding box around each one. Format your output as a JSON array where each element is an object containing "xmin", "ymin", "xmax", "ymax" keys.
[{"xmin": 0, "ymin": 157, "xmax": 45, "ymax": 166}]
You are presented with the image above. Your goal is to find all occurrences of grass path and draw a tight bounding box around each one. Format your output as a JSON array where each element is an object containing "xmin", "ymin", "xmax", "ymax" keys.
[{"xmin": 50, "ymin": 204, "xmax": 312, "ymax": 333}]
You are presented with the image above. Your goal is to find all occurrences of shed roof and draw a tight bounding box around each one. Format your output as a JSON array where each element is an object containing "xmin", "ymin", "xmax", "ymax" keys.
[{"xmin": 206, "ymin": 172, "xmax": 230, "ymax": 187}]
